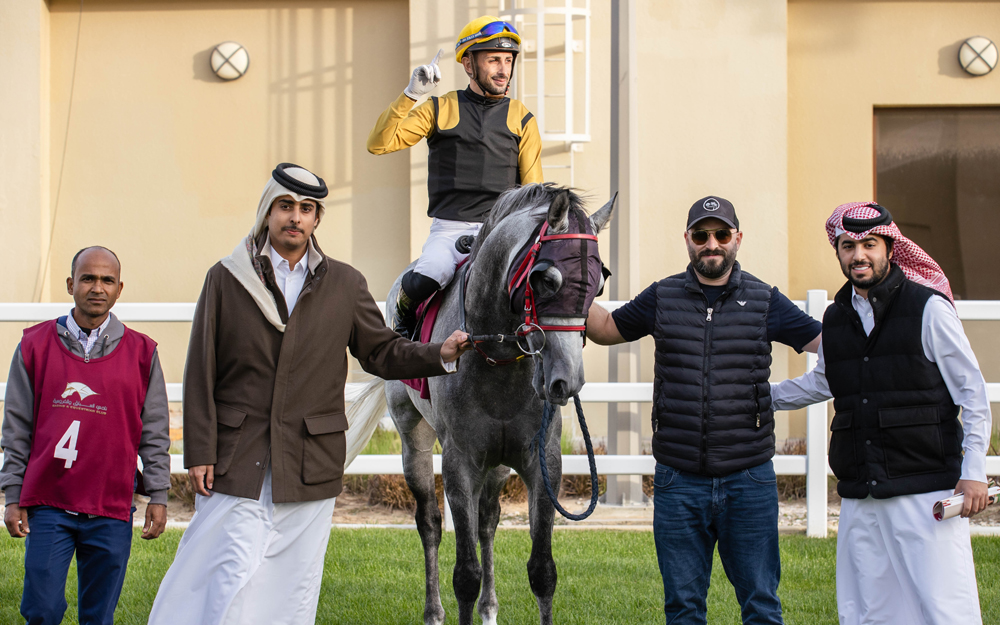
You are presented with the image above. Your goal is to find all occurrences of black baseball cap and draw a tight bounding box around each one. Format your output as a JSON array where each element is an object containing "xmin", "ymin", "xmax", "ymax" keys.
[{"xmin": 686, "ymin": 196, "xmax": 739, "ymax": 231}]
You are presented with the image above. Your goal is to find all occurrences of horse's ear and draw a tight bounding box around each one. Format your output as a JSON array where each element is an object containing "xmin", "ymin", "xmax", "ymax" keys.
[
  {"xmin": 589, "ymin": 193, "xmax": 618, "ymax": 233},
  {"xmin": 546, "ymin": 190, "xmax": 572, "ymax": 232}
]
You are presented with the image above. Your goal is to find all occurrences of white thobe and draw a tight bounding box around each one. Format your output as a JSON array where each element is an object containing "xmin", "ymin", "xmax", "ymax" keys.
[
  {"xmin": 147, "ymin": 470, "xmax": 336, "ymax": 625},
  {"xmin": 771, "ymin": 291, "xmax": 991, "ymax": 625},
  {"xmin": 149, "ymin": 242, "xmax": 336, "ymax": 625}
]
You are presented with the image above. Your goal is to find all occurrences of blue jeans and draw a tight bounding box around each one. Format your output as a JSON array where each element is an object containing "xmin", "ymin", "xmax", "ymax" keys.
[
  {"xmin": 21, "ymin": 506, "xmax": 134, "ymax": 625},
  {"xmin": 653, "ymin": 461, "xmax": 783, "ymax": 625}
]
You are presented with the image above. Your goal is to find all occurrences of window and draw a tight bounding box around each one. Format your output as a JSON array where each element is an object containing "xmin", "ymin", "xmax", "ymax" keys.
[{"xmin": 875, "ymin": 108, "xmax": 1000, "ymax": 300}]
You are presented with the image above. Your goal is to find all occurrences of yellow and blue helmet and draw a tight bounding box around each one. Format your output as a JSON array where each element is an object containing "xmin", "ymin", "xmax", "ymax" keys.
[{"xmin": 455, "ymin": 16, "xmax": 521, "ymax": 63}]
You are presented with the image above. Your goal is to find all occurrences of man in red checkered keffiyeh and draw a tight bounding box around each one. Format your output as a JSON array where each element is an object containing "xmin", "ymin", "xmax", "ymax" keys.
[
  {"xmin": 826, "ymin": 201, "xmax": 954, "ymax": 303},
  {"xmin": 783, "ymin": 201, "xmax": 992, "ymax": 625}
]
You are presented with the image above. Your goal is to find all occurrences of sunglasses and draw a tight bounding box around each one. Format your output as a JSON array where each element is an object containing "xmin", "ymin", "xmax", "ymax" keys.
[
  {"xmin": 456, "ymin": 21, "xmax": 520, "ymax": 49},
  {"xmin": 689, "ymin": 228, "xmax": 736, "ymax": 245}
]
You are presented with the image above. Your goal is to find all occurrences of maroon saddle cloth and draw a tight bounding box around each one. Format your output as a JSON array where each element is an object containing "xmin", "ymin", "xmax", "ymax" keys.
[
  {"xmin": 400, "ymin": 293, "xmax": 445, "ymax": 401},
  {"xmin": 400, "ymin": 258, "xmax": 468, "ymax": 401}
]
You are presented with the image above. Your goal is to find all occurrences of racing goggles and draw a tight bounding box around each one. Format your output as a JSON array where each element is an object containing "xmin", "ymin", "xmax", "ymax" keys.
[
  {"xmin": 689, "ymin": 228, "xmax": 736, "ymax": 245},
  {"xmin": 456, "ymin": 21, "xmax": 520, "ymax": 50}
]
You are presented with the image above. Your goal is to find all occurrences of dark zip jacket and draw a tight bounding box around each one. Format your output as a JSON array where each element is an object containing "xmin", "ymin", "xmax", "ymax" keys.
[{"xmin": 651, "ymin": 263, "xmax": 775, "ymax": 476}]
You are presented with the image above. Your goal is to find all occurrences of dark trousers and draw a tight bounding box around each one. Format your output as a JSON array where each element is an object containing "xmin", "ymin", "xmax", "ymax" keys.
[
  {"xmin": 653, "ymin": 461, "xmax": 784, "ymax": 625},
  {"xmin": 21, "ymin": 506, "xmax": 133, "ymax": 625}
]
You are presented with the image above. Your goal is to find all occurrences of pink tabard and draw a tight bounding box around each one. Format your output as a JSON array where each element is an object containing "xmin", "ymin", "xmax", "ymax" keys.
[{"xmin": 18, "ymin": 320, "xmax": 155, "ymax": 521}]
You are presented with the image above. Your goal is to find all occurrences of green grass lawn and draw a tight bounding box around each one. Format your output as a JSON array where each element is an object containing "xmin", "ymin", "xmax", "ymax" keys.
[{"xmin": 1, "ymin": 529, "xmax": 998, "ymax": 624}]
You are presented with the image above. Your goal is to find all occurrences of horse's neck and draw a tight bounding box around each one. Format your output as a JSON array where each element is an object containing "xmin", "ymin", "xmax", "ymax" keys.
[{"xmin": 464, "ymin": 258, "xmax": 515, "ymax": 334}]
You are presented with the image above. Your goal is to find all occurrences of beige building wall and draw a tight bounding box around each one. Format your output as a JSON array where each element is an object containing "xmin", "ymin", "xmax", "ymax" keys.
[
  {"xmin": 2, "ymin": 0, "xmax": 996, "ymax": 445},
  {"xmin": 0, "ymin": 0, "xmax": 52, "ymax": 375},
  {"xmin": 788, "ymin": 0, "xmax": 1000, "ymax": 428},
  {"xmin": 41, "ymin": 0, "xmax": 412, "ymax": 382}
]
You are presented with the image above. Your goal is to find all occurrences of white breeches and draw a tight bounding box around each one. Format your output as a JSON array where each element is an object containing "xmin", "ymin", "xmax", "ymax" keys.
[
  {"xmin": 837, "ymin": 490, "xmax": 981, "ymax": 625},
  {"xmin": 412, "ymin": 218, "xmax": 482, "ymax": 288},
  {"xmin": 148, "ymin": 469, "xmax": 337, "ymax": 625}
]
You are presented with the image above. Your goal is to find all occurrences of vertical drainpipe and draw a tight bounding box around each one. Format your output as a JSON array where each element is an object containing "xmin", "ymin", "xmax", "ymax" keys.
[{"xmin": 606, "ymin": 0, "xmax": 643, "ymax": 505}]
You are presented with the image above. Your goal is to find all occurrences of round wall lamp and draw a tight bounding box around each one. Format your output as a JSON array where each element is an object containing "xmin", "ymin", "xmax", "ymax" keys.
[
  {"xmin": 958, "ymin": 36, "xmax": 997, "ymax": 76},
  {"xmin": 211, "ymin": 42, "xmax": 250, "ymax": 80}
]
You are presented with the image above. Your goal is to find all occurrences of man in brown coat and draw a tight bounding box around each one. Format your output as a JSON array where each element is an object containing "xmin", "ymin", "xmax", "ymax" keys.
[{"xmin": 148, "ymin": 164, "xmax": 469, "ymax": 625}]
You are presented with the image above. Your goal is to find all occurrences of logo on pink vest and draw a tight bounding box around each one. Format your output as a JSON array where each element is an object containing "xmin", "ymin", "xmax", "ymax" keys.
[
  {"xmin": 53, "ymin": 381, "xmax": 108, "ymax": 414},
  {"xmin": 62, "ymin": 382, "xmax": 98, "ymax": 400}
]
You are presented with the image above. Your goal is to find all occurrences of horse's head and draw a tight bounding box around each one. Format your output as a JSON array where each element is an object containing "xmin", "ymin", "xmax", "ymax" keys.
[
  {"xmin": 469, "ymin": 183, "xmax": 615, "ymax": 405},
  {"xmin": 521, "ymin": 190, "xmax": 615, "ymax": 404}
]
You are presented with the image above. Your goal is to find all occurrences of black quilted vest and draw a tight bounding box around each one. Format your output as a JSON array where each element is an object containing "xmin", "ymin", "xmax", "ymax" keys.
[
  {"xmin": 823, "ymin": 265, "xmax": 962, "ymax": 499},
  {"xmin": 426, "ymin": 89, "xmax": 521, "ymax": 222},
  {"xmin": 651, "ymin": 263, "xmax": 774, "ymax": 476}
]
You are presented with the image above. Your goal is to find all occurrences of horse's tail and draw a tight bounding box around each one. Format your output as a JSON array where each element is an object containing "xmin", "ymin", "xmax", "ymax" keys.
[{"xmin": 345, "ymin": 377, "xmax": 388, "ymax": 467}]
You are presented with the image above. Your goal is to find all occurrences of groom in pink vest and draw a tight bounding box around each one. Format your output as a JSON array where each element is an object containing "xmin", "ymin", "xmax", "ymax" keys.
[{"xmin": 1, "ymin": 246, "xmax": 171, "ymax": 625}]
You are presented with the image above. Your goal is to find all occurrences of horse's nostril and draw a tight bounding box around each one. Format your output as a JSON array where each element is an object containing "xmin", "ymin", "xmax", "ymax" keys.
[{"xmin": 549, "ymin": 380, "xmax": 568, "ymax": 398}]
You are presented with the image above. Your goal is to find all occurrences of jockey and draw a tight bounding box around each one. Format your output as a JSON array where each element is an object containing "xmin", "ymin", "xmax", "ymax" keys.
[{"xmin": 367, "ymin": 15, "xmax": 543, "ymax": 338}]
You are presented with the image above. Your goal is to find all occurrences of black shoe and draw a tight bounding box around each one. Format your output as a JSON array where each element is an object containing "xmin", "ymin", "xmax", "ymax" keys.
[{"xmin": 392, "ymin": 288, "xmax": 418, "ymax": 340}]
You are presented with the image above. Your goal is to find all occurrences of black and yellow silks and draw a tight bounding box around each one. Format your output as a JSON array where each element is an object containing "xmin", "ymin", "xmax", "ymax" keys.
[{"xmin": 367, "ymin": 88, "xmax": 543, "ymax": 223}]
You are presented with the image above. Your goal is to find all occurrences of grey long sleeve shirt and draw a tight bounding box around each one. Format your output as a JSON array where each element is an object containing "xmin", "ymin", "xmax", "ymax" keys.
[{"xmin": 0, "ymin": 312, "xmax": 171, "ymax": 506}]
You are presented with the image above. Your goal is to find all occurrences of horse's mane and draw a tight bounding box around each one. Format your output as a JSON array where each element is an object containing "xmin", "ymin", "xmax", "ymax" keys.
[{"xmin": 468, "ymin": 183, "xmax": 586, "ymax": 263}]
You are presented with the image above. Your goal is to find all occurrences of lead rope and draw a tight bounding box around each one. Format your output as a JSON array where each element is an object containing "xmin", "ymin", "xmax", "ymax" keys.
[{"xmin": 531, "ymin": 394, "xmax": 598, "ymax": 521}]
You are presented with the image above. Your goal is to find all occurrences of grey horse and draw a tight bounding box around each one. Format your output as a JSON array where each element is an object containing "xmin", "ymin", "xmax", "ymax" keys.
[{"xmin": 351, "ymin": 183, "xmax": 614, "ymax": 625}]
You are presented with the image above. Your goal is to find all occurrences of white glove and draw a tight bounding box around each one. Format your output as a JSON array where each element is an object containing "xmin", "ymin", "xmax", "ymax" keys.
[{"xmin": 404, "ymin": 50, "xmax": 443, "ymax": 100}]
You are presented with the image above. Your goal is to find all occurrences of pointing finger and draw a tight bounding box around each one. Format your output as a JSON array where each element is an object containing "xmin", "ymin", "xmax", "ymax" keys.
[{"xmin": 431, "ymin": 49, "xmax": 442, "ymax": 66}]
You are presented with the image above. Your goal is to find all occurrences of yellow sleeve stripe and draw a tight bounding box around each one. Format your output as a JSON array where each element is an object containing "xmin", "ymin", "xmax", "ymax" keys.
[
  {"xmin": 506, "ymin": 98, "xmax": 534, "ymax": 136},
  {"xmin": 435, "ymin": 92, "xmax": 461, "ymax": 132}
]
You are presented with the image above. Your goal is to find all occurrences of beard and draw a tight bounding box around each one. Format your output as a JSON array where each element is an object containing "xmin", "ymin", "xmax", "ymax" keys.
[
  {"xmin": 690, "ymin": 246, "xmax": 736, "ymax": 280},
  {"xmin": 475, "ymin": 71, "xmax": 508, "ymax": 96},
  {"xmin": 841, "ymin": 255, "xmax": 891, "ymax": 290}
]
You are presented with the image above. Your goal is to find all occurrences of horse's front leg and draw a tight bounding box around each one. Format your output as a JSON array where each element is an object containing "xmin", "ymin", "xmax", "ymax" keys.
[
  {"xmin": 397, "ymin": 413, "xmax": 446, "ymax": 625},
  {"xmin": 443, "ymin": 453, "xmax": 486, "ymax": 625},
  {"xmin": 477, "ymin": 465, "xmax": 511, "ymax": 625},
  {"xmin": 521, "ymin": 425, "xmax": 561, "ymax": 625}
]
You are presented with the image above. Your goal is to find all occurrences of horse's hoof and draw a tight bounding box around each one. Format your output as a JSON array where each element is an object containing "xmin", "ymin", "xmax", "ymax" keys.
[{"xmin": 424, "ymin": 607, "xmax": 445, "ymax": 625}]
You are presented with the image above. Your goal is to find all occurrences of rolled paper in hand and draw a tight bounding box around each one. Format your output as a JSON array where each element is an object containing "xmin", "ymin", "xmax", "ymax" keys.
[{"xmin": 933, "ymin": 486, "xmax": 1000, "ymax": 521}]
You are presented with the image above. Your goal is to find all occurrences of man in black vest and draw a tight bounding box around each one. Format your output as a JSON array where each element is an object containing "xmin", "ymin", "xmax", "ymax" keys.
[
  {"xmin": 772, "ymin": 202, "xmax": 991, "ymax": 625},
  {"xmin": 587, "ymin": 197, "xmax": 822, "ymax": 624},
  {"xmin": 367, "ymin": 16, "xmax": 543, "ymax": 338}
]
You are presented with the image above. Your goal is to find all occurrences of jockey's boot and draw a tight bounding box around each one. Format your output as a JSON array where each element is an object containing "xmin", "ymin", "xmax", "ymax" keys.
[
  {"xmin": 395, "ymin": 270, "xmax": 442, "ymax": 340},
  {"xmin": 392, "ymin": 288, "xmax": 418, "ymax": 340}
]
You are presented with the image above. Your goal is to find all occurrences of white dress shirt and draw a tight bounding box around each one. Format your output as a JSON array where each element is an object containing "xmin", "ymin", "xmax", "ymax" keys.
[
  {"xmin": 771, "ymin": 291, "xmax": 992, "ymax": 482},
  {"xmin": 65, "ymin": 311, "xmax": 112, "ymax": 357},
  {"xmin": 266, "ymin": 242, "xmax": 309, "ymax": 315}
]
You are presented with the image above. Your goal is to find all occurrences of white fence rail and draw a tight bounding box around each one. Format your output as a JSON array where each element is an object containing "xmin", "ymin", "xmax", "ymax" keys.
[{"xmin": 1, "ymin": 296, "xmax": 998, "ymax": 537}]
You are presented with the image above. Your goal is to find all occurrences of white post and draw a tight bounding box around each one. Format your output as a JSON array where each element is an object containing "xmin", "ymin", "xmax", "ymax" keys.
[
  {"xmin": 805, "ymin": 289, "xmax": 829, "ymax": 538},
  {"xmin": 443, "ymin": 493, "xmax": 454, "ymax": 532}
]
